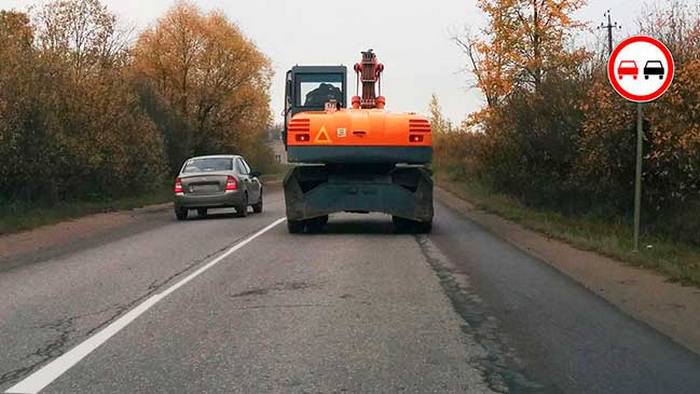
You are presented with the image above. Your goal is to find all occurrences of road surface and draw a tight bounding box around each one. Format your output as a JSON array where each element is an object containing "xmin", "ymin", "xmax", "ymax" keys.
[{"xmin": 1, "ymin": 189, "xmax": 699, "ymax": 393}]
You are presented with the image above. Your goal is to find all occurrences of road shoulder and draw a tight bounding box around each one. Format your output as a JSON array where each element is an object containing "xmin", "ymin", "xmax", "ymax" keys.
[
  {"xmin": 435, "ymin": 186, "xmax": 700, "ymax": 356},
  {"xmin": 0, "ymin": 203, "xmax": 172, "ymax": 272}
]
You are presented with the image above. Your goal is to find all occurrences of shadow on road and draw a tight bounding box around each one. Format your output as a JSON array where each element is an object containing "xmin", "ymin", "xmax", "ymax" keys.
[{"xmin": 314, "ymin": 217, "xmax": 396, "ymax": 235}]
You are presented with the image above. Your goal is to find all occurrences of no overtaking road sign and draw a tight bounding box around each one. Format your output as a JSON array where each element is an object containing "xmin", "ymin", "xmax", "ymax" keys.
[
  {"xmin": 607, "ymin": 35, "xmax": 675, "ymax": 252},
  {"xmin": 608, "ymin": 35, "xmax": 674, "ymax": 103}
]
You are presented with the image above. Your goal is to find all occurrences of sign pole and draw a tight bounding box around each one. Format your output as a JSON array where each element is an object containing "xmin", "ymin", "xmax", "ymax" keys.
[
  {"xmin": 633, "ymin": 103, "xmax": 643, "ymax": 252},
  {"xmin": 607, "ymin": 35, "xmax": 674, "ymax": 252}
]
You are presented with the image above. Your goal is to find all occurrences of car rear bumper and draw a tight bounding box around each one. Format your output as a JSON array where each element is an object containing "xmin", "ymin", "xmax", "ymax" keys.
[{"xmin": 174, "ymin": 191, "xmax": 244, "ymax": 209}]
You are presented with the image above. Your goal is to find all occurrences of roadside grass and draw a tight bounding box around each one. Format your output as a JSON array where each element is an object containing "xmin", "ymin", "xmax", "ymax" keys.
[
  {"xmin": 0, "ymin": 186, "xmax": 172, "ymax": 236},
  {"xmin": 436, "ymin": 171, "xmax": 700, "ymax": 288}
]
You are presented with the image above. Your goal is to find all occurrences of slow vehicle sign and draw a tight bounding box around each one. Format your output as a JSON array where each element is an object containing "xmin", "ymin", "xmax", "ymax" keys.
[{"xmin": 608, "ymin": 35, "xmax": 674, "ymax": 103}]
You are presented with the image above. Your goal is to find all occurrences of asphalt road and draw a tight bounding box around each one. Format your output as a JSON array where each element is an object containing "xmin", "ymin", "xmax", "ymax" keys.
[{"xmin": 1, "ymin": 189, "xmax": 699, "ymax": 393}]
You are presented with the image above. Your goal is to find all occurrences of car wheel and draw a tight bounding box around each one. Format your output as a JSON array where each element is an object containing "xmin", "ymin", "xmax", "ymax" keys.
[
  {"xmin": 175, "ymin": 208, "xmax": 188, "ymax": 221},
  {"xmin": 645, "ymin": 75, "xmax": 649, "ymax": 80},
  {"xmin": 236, "ymin": 193, "xmax": 248, "ymax": 218},
  {"xmin": 252, "ymin": 191, "xmax": 263, "ymax": 213},
  {"xmin": 287, "ymin": 220, "xmax": 305, "ymax": 234},
  {"xmin": 197, "ymin": 208, "xmax": 208, "ymax": 218}
]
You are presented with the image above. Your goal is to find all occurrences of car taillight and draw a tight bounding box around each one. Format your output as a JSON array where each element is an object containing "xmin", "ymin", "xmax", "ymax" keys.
[
  {"xmin": 174, "ymin": 178, "xmax": 183, "ymax": 194},
  {"xmin": 409, "ymin": 134, "xmax": 424, "ymax": 143},
  {"xmin": 295, "ymin": 133, "xmax": 310, "ymax": 142},
  {"xmin": 225, "ymin": 176, "xmax": 238, "ymax": 191}
]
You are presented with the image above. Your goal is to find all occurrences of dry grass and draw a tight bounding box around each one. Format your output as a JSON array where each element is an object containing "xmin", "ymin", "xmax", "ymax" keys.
[{"xmin": 0, "ymin": 186, "xmax": 172, "ymax": 236}]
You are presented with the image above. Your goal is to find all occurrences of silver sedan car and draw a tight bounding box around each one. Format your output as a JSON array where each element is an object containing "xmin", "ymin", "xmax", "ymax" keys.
[{"xmin": 173, "ymin": 155, "xmax": 263, "ymax": 220}]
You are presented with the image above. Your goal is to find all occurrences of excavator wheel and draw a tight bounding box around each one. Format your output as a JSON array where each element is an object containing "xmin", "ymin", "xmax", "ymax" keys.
[
  {"xmin": 393, "ymin": 216, "xmax": 432, "ymax": 234},
  {"xmin": 415, "ymin": 220, "xmax": 432, "ymax": 234},
  {"xmin": 287, "ymin": 220, "xmax": 305, "ymax": 234},
  {"xmin": 306, "ymin": 215, "xmax": 329, "ymax": 234}
]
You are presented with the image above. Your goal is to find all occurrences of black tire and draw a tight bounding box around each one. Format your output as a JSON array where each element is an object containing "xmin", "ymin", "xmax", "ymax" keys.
[
  {"xmin": 306, "ymin": 216, "xmax": 328, "ymax": 233},
  {"xmin": 252, "ymin": 191, "xmax": 263, "ymax": 213},
  {"xmin": 197, "ymin": 208, "xmax": 208, "ymax": 218},
  {"xmin": 415, "ymin": 220, "xmax": 433, "ymax": 234},
  {"xmin": 392, "ymin": 216, "xmax": 432, "ymax": 234},
  {"xmin": 287, "ymin": 220, "xmax": 305, "ymax": 234},
  {"xmin": 236, "ymin": 193, "xmax": 248, "ymax": 218},
  {"xmin": 392, "ymin": 216, "xmax": 412, "ymax": 233},
  {"xmin": 175, "ymin": 208, "xmax": 188, "ymax": 221}
]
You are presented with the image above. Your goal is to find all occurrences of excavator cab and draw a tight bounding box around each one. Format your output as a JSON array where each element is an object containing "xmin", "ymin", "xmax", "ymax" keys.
[{"xmin": 283, "ymin": 66, "xmax": 347, "ymax": 147}]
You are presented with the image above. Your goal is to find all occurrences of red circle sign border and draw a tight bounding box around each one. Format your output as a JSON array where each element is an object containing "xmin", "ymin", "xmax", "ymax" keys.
[{"xmin": 607, "ymin": 35, "xmax": 675, "ymax": 103}]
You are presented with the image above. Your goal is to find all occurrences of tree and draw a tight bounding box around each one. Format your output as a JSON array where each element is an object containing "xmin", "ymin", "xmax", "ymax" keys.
[
  {"xmin": 428, "ymin": 94, "xmax": 452, "ymax": 134},
  {"xmin": 0, "ymin": 11, "xmax": 36, "ymax": 196},
  {"xmin": 0, "ymin": 1, "xmax": 166, "ymax": 203},
  {"xmin": 454, "ymin": 0, "xmax": 589, "ymax": 106},
  {"xmin": 35, "ymin": 0, "xmax": 130, "ymax": 77},
  {"xmin": 132, "ymin": 2, "xmax": 273, "ymax": 172}
]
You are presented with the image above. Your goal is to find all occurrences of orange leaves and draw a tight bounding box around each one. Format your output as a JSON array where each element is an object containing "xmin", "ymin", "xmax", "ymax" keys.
[
  {"xmin": 464, "ymin": 0, "xmax": 589, "ymax": 102},
  {"xmin": 443, "ymin": 1, "xmax": 699, "ymax": 242},
  {"xmin": 131, "ymin": 1, "xmax": 272, "ymax": 170}
]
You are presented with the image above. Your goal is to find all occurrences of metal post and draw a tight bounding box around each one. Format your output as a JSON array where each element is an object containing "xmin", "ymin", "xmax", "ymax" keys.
[{"xmin": 633, "ymin": 103, "xmax": 643, "ymax": 252}]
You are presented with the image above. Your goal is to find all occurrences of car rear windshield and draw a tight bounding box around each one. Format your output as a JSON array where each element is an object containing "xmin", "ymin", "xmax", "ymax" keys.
[{"xmin": 182, "ymin": 158, "xmax": 233, "ymax": 173}]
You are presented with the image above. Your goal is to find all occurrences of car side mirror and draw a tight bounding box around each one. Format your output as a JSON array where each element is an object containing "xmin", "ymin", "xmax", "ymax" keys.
[{"xmin": 250, "ymin": 170, "xmax": 262, "ymax": 178}]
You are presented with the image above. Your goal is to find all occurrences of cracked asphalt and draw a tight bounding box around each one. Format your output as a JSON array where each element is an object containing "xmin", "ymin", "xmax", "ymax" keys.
[{"xmin": 1, "ymin": 190, "xmax": 699, "ymax": 393}]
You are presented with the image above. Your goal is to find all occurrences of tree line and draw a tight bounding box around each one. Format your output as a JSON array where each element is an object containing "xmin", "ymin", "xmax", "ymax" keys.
[
  {"xmin": 0, "ymin": 0, "xmax": 274, "ymax": 205},
  {"xmin": 433, "ymin": 0, "xmax": 700, "ymax": 245}
]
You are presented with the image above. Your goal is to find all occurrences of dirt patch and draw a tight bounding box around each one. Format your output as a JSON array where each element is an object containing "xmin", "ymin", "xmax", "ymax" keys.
[
  {"xmin": 436, "ymin": 186, "xmax": 700, "ymax": 356},
  {"xmin": 0, "ymin": 204, "xmax": 170, "ymax": 267}
]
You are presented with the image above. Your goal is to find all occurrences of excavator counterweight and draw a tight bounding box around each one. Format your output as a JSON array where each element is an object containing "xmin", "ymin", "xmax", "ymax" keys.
[{"xmin": 282, "ymin": 50, "xmax": 433, "ymax": 233}]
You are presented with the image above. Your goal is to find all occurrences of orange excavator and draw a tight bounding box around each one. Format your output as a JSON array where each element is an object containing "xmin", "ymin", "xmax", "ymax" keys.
[{"xmin": 282, "ymin": 50, "xmax": 433, "ymax": 233}]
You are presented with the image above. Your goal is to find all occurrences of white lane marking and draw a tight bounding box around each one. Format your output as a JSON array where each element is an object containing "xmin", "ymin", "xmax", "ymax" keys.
[{"xmin": 5, "ymin": 217, "xmax": 286, "ymax": 394}]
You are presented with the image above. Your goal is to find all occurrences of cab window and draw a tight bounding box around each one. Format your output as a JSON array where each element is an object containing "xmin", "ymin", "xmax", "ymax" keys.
[{"xmin": 295, "ymin": 73, "xmax": 344, "ymax": 107}]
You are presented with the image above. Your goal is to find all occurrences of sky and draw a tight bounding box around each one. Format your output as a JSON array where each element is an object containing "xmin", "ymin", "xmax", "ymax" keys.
[{"xmin": 4, "ymin": 0, "xmax": 646, "ymax": 123}]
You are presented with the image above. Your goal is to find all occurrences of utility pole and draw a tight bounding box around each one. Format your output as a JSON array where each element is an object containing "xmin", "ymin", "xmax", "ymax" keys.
[
  {"xmin": 599, "ymin": 10, "xmax": 621, "ymax": 55},
  {"xmin": 601, "ymin": 10, "xmax": 641, "ymax": 251}
]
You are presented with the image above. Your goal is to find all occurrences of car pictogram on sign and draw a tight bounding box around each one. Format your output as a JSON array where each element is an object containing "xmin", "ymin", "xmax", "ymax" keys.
[
  {"xmin": 643, "ymin": 60, "xmax": 664, "ymax": 80},
  {"xmin": 618, "ymin": 60, "xmax": 639, "ymax": 79}
]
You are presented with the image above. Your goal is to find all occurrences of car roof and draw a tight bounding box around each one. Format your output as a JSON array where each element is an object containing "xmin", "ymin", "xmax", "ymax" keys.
[
  {"xmin": 620, "ymin": 60, "xmax": 637, "ymax": 64},
  {"xmin": 186, "ymin": 155, "xmax": 241, "ymax": 160}
]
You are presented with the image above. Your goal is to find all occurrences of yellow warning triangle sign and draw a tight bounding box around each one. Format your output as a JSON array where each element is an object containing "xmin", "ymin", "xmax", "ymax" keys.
[{"xmin": 314, "ymin": 126, "xmax": 332, "ymax": 144}]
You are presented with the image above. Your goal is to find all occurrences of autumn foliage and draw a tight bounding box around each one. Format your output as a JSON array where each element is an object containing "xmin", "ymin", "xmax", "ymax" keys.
[
  {"xmin": 440, "ymin": 0, "xmax": 700, "ymax": 244},
  {"xmin": 132, "ymin": 3, "xmax": 272, "ymax": 174},
  {"xmin": 0, "ymin": 0, "xmax": 273, "ymax": 206}
]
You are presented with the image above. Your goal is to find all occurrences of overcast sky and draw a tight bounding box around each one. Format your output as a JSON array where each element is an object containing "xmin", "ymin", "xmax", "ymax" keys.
[{"xmin": 5, "ymin": 0, "xmax": 646, "ymax": 123}]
